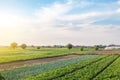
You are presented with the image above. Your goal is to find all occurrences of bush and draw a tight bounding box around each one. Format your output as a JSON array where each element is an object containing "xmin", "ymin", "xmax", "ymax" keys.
[
  {"xmin": 37, "ymin": 46, "xmax": 40, "ymax": 49},
  {"xmin": 80, "ymin": 46, "xmax": 84, "ymax": 51}
]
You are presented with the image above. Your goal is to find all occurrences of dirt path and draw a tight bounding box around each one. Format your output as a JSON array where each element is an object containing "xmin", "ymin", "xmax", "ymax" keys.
[
  {"xmin": 0, "ymin": 54, "xmax": 80, "ymax": 70},
  {"xmin": 95, "ymin": 50, "xmax": 120, "ymax": 55}
]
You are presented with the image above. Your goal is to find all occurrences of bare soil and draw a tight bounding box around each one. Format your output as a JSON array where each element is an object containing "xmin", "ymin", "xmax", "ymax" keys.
[
  {"xmin": 0, "ymin": 54, "xmax": 79, "ymax": 70},
  {"xmin": 95, "ymin": 50, "xmax": 120, "ymax": 55}
]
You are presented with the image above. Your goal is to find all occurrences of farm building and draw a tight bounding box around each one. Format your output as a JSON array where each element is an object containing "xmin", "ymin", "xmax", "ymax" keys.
[{"xmin": 105, "ymin": 45, "xmax": 120, "ymax": 50}]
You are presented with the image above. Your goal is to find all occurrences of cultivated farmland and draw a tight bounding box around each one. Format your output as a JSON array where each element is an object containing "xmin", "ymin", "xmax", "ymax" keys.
[
  {"xmin": 24, "ymin": 55, "xmax": 120, "ymax": 80},
  {"xmin": 0, "ymin": 55, "xmax": 98, "ymax": 80},
  {"xmin": 0, "ymin": 0, "xmax": 120, "ymax": 80},
  {"xmin": 0, "ymin": 47, "xmax": 120, "ymax": 80},
  {"xmin": 0, "ymin": 47, "xmax": 95, "ymax": 63}
]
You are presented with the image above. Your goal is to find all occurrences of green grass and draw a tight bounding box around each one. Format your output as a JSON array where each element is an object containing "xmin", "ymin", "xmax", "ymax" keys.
[
  {"xmin": 0, "ymin": 55, "xmax": 98, "ymax": 80},
  {"xmin": 0, "ymin": 47, "xmax": 96, "ymax": 63}
]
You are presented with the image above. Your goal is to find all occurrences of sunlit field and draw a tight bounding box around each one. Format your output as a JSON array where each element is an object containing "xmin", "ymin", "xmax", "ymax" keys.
[
  {"xmin": 0, "ymin": 0, "xmax": 120, "ymax": 80},
  {"xmin": 0, "ymin": 47, "xmax": 120, "ymax": 80},
  {"xmin": 0, "ymin": 47, "xmax": 96, "ymax": 63},
  {"xmin": 0, "ymin": 54, "xmax": 120, "ymax": 80}
]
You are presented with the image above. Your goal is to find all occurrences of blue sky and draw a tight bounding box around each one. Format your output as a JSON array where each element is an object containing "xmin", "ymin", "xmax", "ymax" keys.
[{"xmin": 0, "ymin": 0, "xmax": 120, "ymax": 46}]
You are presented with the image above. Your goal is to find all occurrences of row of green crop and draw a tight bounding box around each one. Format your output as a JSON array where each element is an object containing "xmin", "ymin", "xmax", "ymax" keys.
[
  {"xmin": 55, "ymin": 55, "xmax": 118, "ymax": 80},
  {"xmin": 24, "ymin": 55, "xmax": 107, "ymax": 80},
  {"xmin": 94, "ymin": 56, "xmax": 120, "ymax": 80},
  {"xmin": 0, "ymin": 73, "xmax": 5, "ymax": 80},
  {"xmin": 0, "ymin": 55, "xmax": 97, "ymax": 80}
]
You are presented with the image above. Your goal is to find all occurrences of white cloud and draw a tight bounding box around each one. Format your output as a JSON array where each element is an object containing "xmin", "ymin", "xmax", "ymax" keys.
[
  {"xmin": 58, "ymin": 12, "xmax": 100, "ymax": 21},
  {"xmin": 34, "ymin": 1, "xmax": 71, "ymax": 18},
  {"xmin": 0, "ymin": 0, "xmax": 120, "ymax": 45},
  {"xmin": 117, "ymin": 0, "xmax": 120, "ymax": 4},
  {"xmin": 116, "ymin": 8, "xmax": 120, "ymax": 13}
]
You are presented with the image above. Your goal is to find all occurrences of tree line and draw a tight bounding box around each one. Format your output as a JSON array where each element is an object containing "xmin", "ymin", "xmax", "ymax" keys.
[
  {"xmin": 10, "ymin": 42, "xmax": 27, "ymax": 49},
  {"xmin": 10, "ymin": 42, "xmax": 103, "ymax": 51},
  {"xmin": 66, "ymin": 43, "xmax": 100, "ymax": 51},
  {"xmin": 10, "ymin": 42, "xmax": 41, "ymax": 49}
]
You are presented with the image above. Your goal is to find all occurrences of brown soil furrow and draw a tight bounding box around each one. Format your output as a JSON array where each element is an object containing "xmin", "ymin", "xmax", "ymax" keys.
[{"xmin": 0, "ymin": 55, "xmax": 79, "ymax": 70}]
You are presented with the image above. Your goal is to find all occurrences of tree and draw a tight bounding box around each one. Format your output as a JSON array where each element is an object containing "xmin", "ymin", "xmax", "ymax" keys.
[
  {"xmin": 20, "ymin": 44, "xmax": 27, "ymax": 49},
  {"xmin": 80, "ymin": 46, "xmax": 84, "ymax": 51},
  {"xmin": 10, "ymin": 42, "xmax": 18, "ymax": 49},
  {"xmin": 95, "ymin": 45, "xmax": 99, "ymax": 51},
  {"xmin": 66, "ymin": 43, "xmax": 73, "ymax": 50}
]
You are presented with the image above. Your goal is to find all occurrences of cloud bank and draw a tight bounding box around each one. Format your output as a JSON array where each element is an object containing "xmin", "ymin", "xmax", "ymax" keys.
[{"xmin": 0, "ymin": 0, "xmax": 120, "ymax": 45}]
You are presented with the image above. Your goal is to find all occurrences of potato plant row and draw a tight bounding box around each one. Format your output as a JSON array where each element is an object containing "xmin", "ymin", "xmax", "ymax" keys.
[
  {"xmin": 24, "ymin": 55, "xmax": 107, "ymax": 80},
  {"xmin": 94, "ymin": 56, "xmax": 120, "ymax": 80},
  {"xmin": 55, "ymin": 55, "xmax": 119, "ymax": 80}
]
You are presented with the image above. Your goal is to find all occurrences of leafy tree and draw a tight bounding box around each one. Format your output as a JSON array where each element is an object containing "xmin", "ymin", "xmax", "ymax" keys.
[
  {"xmin": 21, "ymin": 44, "xmax": 27, "ymax": 49},
  {"xmin": 37, "ymin": 46, "xmax": 40, "ymax": 49},
  {"xmin": 95, "ymin": 45, "xmax": 99, "ymax": 51},
  {"xmin": 80, "ymin": 46, "xmax": 84, "ymax": 51},
  {"xmin": 10, "ymin": 42, "xmax": 18, "ymax": 49},
  {"xmin": 66, "ymin": 43, "xmax": 73, "ymax": 50}
]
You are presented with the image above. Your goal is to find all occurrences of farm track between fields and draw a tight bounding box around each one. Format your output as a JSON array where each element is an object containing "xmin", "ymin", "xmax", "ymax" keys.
[
  {"xmin": 90, "ymin": 55, "xmax": 120, "ymax": 80},
  {"xmin": 50, "ymin": 55, "xmax": 109, "ymax": 80},
  {"xmin": 95, "ymin": 50, "xmax": 120, "ymax": 55},
  {"xmin": 0, "ymin": 54, "xmax": 80, "ymax": 70}
]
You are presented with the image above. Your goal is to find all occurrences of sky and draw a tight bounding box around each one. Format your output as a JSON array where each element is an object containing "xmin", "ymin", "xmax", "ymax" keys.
[{"xmin": 0, "ymin": 0, "xmax": 120, "ymax": 46}]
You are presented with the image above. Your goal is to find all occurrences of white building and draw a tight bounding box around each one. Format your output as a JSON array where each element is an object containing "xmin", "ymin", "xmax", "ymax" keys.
[{"xmin": 105, "ymin": 45, "xmax": 120, "ymax": 50}]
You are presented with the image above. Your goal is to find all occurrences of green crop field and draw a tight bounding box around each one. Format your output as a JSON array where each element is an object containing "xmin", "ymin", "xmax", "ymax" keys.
[
  {"xmin": 0, "ymin": 47, "xmax": 120, "ymax": 80},
  {"xmin": 0, "ymin": 55, "xmax": 98, "ymax": 80},
  {"xmin": 94, "ymin": 56, "xmax": 120, "ymax": 80},
  {"xmin": 0, "ymin": 47, "xmax": 95, "ymax": 63},
  {"xmin": 24, "ymin": 55, "xmax": 120, "ymax": 80},
  {"xmin": 0, "ymin": 0, "xmax": 120, "ymax": 80}
]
